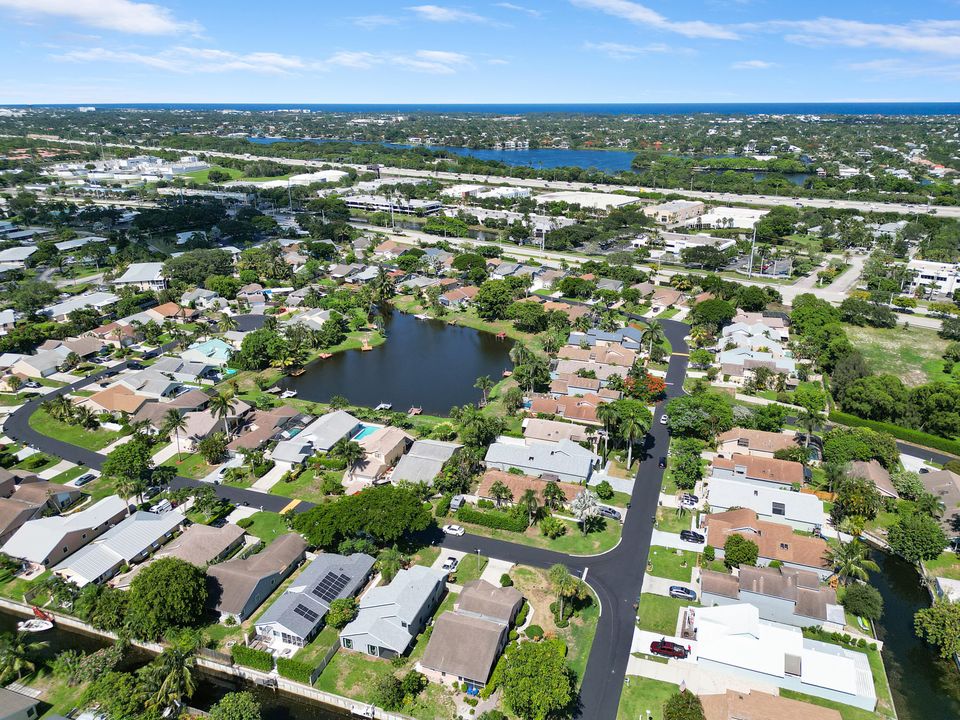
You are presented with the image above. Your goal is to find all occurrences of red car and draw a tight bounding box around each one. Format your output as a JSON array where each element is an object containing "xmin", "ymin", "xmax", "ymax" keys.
[{"xmin": 650, "ymin": 639, "xmax": 688, "ymax": 659}]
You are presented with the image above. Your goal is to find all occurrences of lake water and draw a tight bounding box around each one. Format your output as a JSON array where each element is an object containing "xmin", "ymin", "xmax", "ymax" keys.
[{"xmin": 280, "ymin": 310, "xmax": 513, "ymax": 415}]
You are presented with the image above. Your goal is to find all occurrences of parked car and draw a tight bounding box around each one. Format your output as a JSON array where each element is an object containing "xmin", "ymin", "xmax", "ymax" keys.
[
  {"xmin": 679, "ymin": 530, "xmax": 705, "ymax": 544},
  {"xmin": 659, "ymin": 414, "xmax": 669, "ymax": 425},
  {"xmin": 22, "ymin": 381, "xmax": 40, "ymax": 389},
  {"xmin": 74, "ymin": 473, "xmax": 96, "ymax": 487},
  {"xmin": 442, "ymin": 524, "xmax": 465, "ymax": 536},
  {"xmin": 658, "ymin": 456, "xmax": 667, "ymax": 469},
  {"xmin": 143, "ymin": 486, "xmax": 161, "ymax": 500},
  {"xmin": 441, "ymin": 556, "xmax": 459, "ymax": 572},
  {"xmin": 127, "ymin": 361, "xmax": 144, "ymax": 370},
  {"xmin": 668, "ymin": 586, "xmax": 698, "ymax": 601},
  {"xmin": 598, "ymin": 506, "xmax": 622, "ymax": 521},
  {"xmin": 680, "ymin": 494, "xmax": 699, "ymax": 506},
  {"xmin": 649, "ymin": 639, "xmax": 688, "ymax": 659},
  {"xmin": 919, "ymin": 468, "xmax": 930, "ymax": 474}
]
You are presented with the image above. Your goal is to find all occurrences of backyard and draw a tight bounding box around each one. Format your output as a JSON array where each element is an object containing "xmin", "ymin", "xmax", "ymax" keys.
[
  {"xmin": 28, "ymin": 408, "xmax": 127, "ymax": 451},
  {"xmin": 617, "ymin": 676, "xmax": 679, "ymax": 720},
  {"xmin": 240, "ymin": 511, "xmax": 291, "ymax": 542}
]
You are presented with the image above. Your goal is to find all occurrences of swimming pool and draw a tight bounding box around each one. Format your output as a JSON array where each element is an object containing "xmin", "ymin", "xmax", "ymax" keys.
[{"xmin": 352, "ymin": 424, "xmax": 379, "ymax": 441}]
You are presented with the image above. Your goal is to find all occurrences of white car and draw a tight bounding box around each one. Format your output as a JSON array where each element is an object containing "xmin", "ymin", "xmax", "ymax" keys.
[
  {"xmin": 660, "ymin": 414, "xmax": 669, "ymax": 425},
  {"xmin": 442, "ymin": 524, "xmax": 465, "ymax": 536},
  {"xmin": 441, "ymin": 556, "xmax": 459, "ymax": 572}
]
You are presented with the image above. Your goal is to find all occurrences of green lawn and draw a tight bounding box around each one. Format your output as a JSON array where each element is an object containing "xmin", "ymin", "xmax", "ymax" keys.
[
  {"xmin": 161, "ymin": 452, "xmax": 217, "ymax": 479},
  {"xmin": 409, "ymin": 544, "xmax": 442, "ymax": 568},
  {"xmin": 28, "ymin": 408, "xmax": 126, "ymax": 451},
  {"xmin": 564, "ymin": 590, "xmax": 600, "ymax": 688},
  {"xmin": 646, "ymin": 546, "xmax": 696, "ymax": 582},
  {"xmin": 845, "ymin": 323, "xmax": 952, "ymax": 387},
  {"xmin": 242, "ymin": 511, "xmax": 290, "ymax": 543},
  {"xmin": 923, "ymin": 551, "xmax": 960, "ymax": 580},
  {"xmin": 48, "ymin": 465, "xmax": 86, "ymax": 485},
  {"xmin": 313, "ymin": 649, "xmax": 395, "ymax": 701},
  {"xmin": 14, "ymin": 453, "xmax": 59, "ymax": 473},
  {"xmin": 655, "ymin": 506, "xmax": 693, "ymax": 535},
  {"xmin": 269, "ymin": 468, "xmax": 340, "ymax": 503},
  {"xmin": 450, "ymin": 554, "xmax": 488, "ymax": 585},
  {"xmin": 636, "ymin": 593, "xmax": 696, "ymax": 636},
  {"xmin": 294, "ymin": 624, "xmax": 340, "ymax": 667},
  {"xmin": 655, "ymin": 307, "xmax": 681, "ymax": 320},
  {"xmin": 183, "ymin": 165, "xmax": 245, "ymax": 183},
  {"xmin": 455, "ymin": 515, "xmax": 621, "ymax": 555},
  {"xmin": 201, "ymin": 620, "xmax": 245, "ymax": 651},
  {"xmin": 617, "ymin": 676, "xmax": 679, "ymax": 720}
]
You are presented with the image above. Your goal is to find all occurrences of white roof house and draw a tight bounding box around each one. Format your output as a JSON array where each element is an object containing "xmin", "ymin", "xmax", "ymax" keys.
[
  {"xmin": 0, "ymin": 246, "xmax": 37, "ymax": 264},
  {"xmin": 706, "ymin": 477, "xmax": 826, "ymax": 532},
  {"xmin": 43, "ymin": 292, "xmax": 119, "ymax": 320},
  {"xmin": 300, "ymin": 410, "xmax": 362, "ymax": 452},
  {"xmin": 113, "ymin": 262, "xmax": 166, "ymax": 290},
  {"xmin": 53, "ymin": 510, "xmax": 185, "ymax": 587},
  {"xmin": 1, "ymin": 495, "xmax": 128, "ymax": 567},
  {"xmin": 484, "ymin": 437, "xmax": 598, "ymax": 484},
  {"xmin": 55, "ymin": 235, "xmax": 110, "ymax": 253},
  {"xmin": 391, "ymin": 439, "xmax": 462, "ymax": 485}
]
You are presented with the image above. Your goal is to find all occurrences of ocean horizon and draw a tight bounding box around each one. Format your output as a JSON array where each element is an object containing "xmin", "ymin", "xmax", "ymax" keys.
[{"xmin": 7, "ymin": 102, "xmax": 960, "ymax": 116}]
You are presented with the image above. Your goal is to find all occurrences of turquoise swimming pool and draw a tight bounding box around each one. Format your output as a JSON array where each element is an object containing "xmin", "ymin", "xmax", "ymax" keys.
[{"xmin": 352, "ymin": 424, "xmax": 379, "ymax": 441}]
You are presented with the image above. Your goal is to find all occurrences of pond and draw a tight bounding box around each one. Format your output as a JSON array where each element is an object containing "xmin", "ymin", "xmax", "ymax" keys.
[
  {"xmin": 280, "ymin": 309, "xmax": 513, "ymax": 415},
  {"xmin": 0, "ymin": 609, "xmax": 349, "ymax": 720},
  {"xmin": 869, "ymin": 549, "xmax": 960, "ymax": 720}
]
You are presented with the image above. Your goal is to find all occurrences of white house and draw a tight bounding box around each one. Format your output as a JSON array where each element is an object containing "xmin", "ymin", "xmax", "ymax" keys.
[
  {"xmin": 113, "ymin": 262, "xmax": 167, "ymax": 291},
  {"xmin": 706, "ymin": 477, "xmax": 826, "ymax": 532}
]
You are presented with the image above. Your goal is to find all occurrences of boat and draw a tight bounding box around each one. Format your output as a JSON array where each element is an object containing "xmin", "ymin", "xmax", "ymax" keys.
[
  {"xmin": 374, "ymin": 402, "xmax": 393, "ymax": 411},
  {"xmin": 502, "ymin": 370, "xmax": 513, "ymax": 377},
  {"xmin": 17, "ymin": 618, "xmax": 53, "ymax": 633},
  {"xmin": 280, "ymin": 390, "xmax": 297, "ymax": 399},
  {"xmin": 414, "ymin": 313, "xmax": 431, "ymax": 320},
  {"xmin": 289, "ymin": 368, "xmax": 305, "ymax": 376},
  {"xmin": 408, "ymin": 407, "xmax": 422, "ymax": 416},
  {"xmin": 318, "ymin": 353, "xmax": 332, "ymax": 359}
]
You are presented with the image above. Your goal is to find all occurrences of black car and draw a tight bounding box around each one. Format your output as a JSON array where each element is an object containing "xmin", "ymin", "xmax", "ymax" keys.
[
  {"xmin": 668, "ymin": 586, "xmax": 698, "ymax": 601},
  {"xmin": 679, "ymin": 530, "xmax": 705, "ymax": 544},
  {"xmin": 658, "ymin": 456, "xmax": 667, "ymax": 469},
  {"xmin": 74, "ymin": 473, "xmax": 96, "ymax": 487},
  {"xmin": 598, "ymin": 506, "xmax": 622, "ymax": 521},
  {"xmin": 680, "ymin": 493, "xmax": 699, "ymax": 506},
  {"xmin": 127, "ymin": 361, "xmax": 144, "ymax": 370},
  {"xmin": 919, "ymin": 468, "xmax": 930, "ymax": 474}
]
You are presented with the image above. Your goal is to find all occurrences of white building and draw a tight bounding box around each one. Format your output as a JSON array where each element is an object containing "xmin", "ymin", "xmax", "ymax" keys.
[
  {"xmin": 706, "ymin": 477, "xmax": 826, "ymax": 532},
  {"xmin": 906, "ymin": 259, "xmax": 960, "ymax": 298},
  {"xmin": 113, "ymin": 262, "xmax": 167, "ymax": 291},
  {"xmin": 643, "ymin": 200, "xmax": 706, "ymax": 225}
]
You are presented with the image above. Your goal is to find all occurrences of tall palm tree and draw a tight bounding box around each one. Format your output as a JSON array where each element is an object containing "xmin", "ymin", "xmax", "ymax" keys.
[
  {"xmin": 163, "ymin": 409, "xmax": 188, "ymax": 462},
  {"xmin": 209, "ymin": 392, "xmax": 239, "ymax": 440},
  {"xmin": 824, "ymin": 539, "xmax": 879, "ymax": 585},
  {"xmin": 542, "ymin": 481, "xmax": 565, "ymax": 511},
  {"xmin": 489, "ymin": 480, "xmax": 513, "ymax": 508},
  {"xmin": 474, "ymin": 375, "xmax": 493, "ymax": 406},
  {"xmin": 640, "ymin": 320, "xmax": 665, "ymax": 361},
  {"xmin": 334, "ymin": 439, "xmax": 365, "ymax": 478},
  {"xmin": 0, "ymin": 631, "xmax": 47, "ymax": 682},
  {"xmin": 549, "ymin": 564, "xmax": 575, "ymax": 620},
  {"xmin": 218, "ymin": 313, "xmax": 238, "ymax": 333},
  {"xmin": 519, "ymin": 488, "xmax": 539, "ymax": 527},
  {"xmin": 620, "ymin": 410, "xmax": 649, "ymax": 470},
  {"xmin": 113, "ymin": 475, "xmax": 140, "ymax": 515},
  {"xmin": 146, "ymin": 638, "xmax": 198, "ymax": 714},
  {"xmin": 798, "ymin": 409, "xmax": 821, "ymax": 448},
  {"xmin": 596, "ymin": 402, "xmax": 620, "ymax": 462},
  {"xmin": 509, "ymin": 341, "xmax": 532, "ymax": 367}
]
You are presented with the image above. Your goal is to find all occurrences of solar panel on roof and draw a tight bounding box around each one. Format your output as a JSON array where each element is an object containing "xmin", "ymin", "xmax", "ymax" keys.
[
  {"xmin": 293, "ymin": 603, "xmax": 319, "ymax": 622},
  {"xmin": 311, "ymin": 572, "xmax": 350, "ymax": 604}
]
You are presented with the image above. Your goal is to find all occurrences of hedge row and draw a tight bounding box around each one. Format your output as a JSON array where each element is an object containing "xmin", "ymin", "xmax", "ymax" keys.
[
  {"xmin": 456, "ymin": 506, "xmax": 527, "ymax": 533},
  {"xmin": 829, "ymin": 411, "xmax": 960, "ymax": 458},
  {"xmin": 231, "ymin": 645, "xmax": 274, "ymax": 672},
  {"xmin": 277, "ymin": 657, "xmax": 314, "ymax": 683}
]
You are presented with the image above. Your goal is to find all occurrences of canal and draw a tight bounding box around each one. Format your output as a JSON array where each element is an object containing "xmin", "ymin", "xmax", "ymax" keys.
[
  {"xmin": 280, "ymin": 309, "xmax": 513, "ymax": 415},
  {"xmin": 0, "ymin": 609, "xmax": 349, "ymax": 719},
  {"xmin": 869, "ymin": 550, "xmax": 960, "ymax": 720}
]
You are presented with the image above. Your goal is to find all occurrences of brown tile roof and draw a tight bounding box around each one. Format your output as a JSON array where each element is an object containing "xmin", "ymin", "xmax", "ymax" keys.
[
  {"xmin": 704, "ymin": 508, "xmax": 831, "ymax": 570},
  {"xmin": 717, "ymin": 428, "xmax": 800, "ymax": 454},
  {"xmin": 700, "ymin": 690, "xmax": 841, "ymax": 720},
  {"xmin": 523, "ymin": 418, "xmax": 589, "ymax": 444},
  {"xmin": 85, "ymin": 384, "xmax": 148, "ymax": 414},
  {"xmin": 848, "ymin": 460, "xmax": 897, "ymax": 498},
  {"xmin": 556, "ymin": 345, "xmax": 636, "ymax": 367},
  {"xmin": 477, "ymin": 469, "xmax": 581, "ymax": 504},
  {"xmin": 704, "ymin": 565, "xmax": 837, "ymax": 622},
  {"xmin": 151, "ymin": 302, "xmax": 195, "ymax": 319},
  {"xmin": 441, "ymin": 286, "xmax": 479, "ymax": 303},
  {"xmin": 712, "ymin": 453, "xmax": 805, "ymax": 486},
  {"xmin": 528, "ymin": 394, "xmax": 603, "ymax": 424}
]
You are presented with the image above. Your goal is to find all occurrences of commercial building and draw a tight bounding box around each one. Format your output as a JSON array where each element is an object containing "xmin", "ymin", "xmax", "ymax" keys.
[
  {"xmin": 906, "ymin": 260, "xmax": 960, "ymax": 298},
  {"xmin": 643, "ymin": 200, "xmax": 706, "ymax": 225}
]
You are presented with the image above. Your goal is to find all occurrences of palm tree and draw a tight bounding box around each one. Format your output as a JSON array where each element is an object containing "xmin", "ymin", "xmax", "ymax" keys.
[
  {"xmin": 335, "ymin": 439, "xmax": 366, "ymax": 478},
  {"xmin": 542, "ymin": 481, "xmax": 565, "ymax": 511},
  {"xmin": 474, "ymin": 375, "xmax": 493, "ymax": 406},
  {"xmin": 798, "ymin": 409, "xmax": 821, "ymax": 447},
  {"xmin": 218, "ymin": 313, "xmax": 238, "ymax": 333},
  {"xmin": 571, "ymin": 489, "xmax": 600, "ymax": 536},
  {"xmin": 509, "ymin": 340, "xmax": 533, "ymax": 367},
  {"xmin": 113, "ymin": 475, "xmax": 141, "ymax": 515},
  {"xmin": 489, "ymin": 480, "xmax": 513, "ymax": 508},
  {"xmin": 824, "ymin": 539, "xmax": 880, "ymax": 585},
  {"xmin": 519, "ymin": 488, "xmax": 539, "ymax": 527},
  {"xmin": 163, "ymin": 409, "xmax": 188, "ymax": 462},
  {"xmin": 616, "ymin": 404, "xmax": 651, "ymax": 469},
  {"xmin": 640, "ymin": 320, "xmax": 665, "ymax": 361},
  {"xmin": 209, "ymin": 392, "xmax": 239, "ymax": 440},
  {"xmin": 0, "ymin": 631, "xmax": 47, "ymax": 682},
  {"xmin": 146, "ymin": 636, "xmax": 198, "ymax": 714},
  {"xmin": 548, "ymin": 563, "xmax": 576, "ymax": 621},
  {"xmin": 596, "ymin": 402, "xmax": 619, "ymax": 462}
]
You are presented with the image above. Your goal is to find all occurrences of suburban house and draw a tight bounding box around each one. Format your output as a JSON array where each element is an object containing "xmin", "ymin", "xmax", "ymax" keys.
[
  {"xmin": 718, "ymin": 347, "xmax": 796, "ymax": 379},
  {"xmin": 477, "ymin": 469, "xmax": 581, "ymax": 506},
  {"xmin": 181, "ymin": 288, "xmax": 223, "ymax": 309},
  {"xmin": 182, "ymin": 338, "xmax": 233, "ymax": 367},
  {"xmin": 372, "ymin": 239, "xmax": 416, "ymax": 259},
  {"xmin": 207, "ymin": 533, "xmax": 307, "ymax": 622},
  {"xmin": 706, "ymin": 477, "xmax": 826, "ymax": 532},
  {"xmin": 418, "ymin": 579, "xmax": 523, "ymax": 688},
  {"xmin": 716, "ymin": 428, "xmax": 802, "ymax": 459},
  {"xmin": 439, "ymin": 286, "xmax": 478, "ymax": 309},
  {"xmin": 53, "ymin": 510, "xmax": 186, "ymax": 587},
  {"xmin": 255, "ymin": 552, "xmax": 375, "ymax": 652},
  {"xmin": 921, "ymin": 468, "xmax": 960, "ymax": 532},
  {"xmin": 299, "ymin": 410, "xmax": 363, "ymax": 453},
  {"xmin": 82, "ymin": 384, "xmax": 150, "ymax": 416},
  {"xmin": 567, "ymin": 327, "xmax": 644, "ymax": 350},
  {"xmin": 527, "ymin": 393, "xmax": 606, "ymax": 425},
  {"xmin": 522, "ymin": 418, "xmax": 589, "ymax": 445},
  {"xmin": 699, "ymin": 565, "xmax": 844, "ymax": 629},
  {"xmin": 847, "ymin": 460, "xmax": 898, "ymax": 498},
  {"xmin": 340, "ymin": 565, "xmax": 447, "ymax": 659},
  {"xmin": 699, "ymin": 689, "xmax": 842, "ymax": 720},
  {"xmin": 153, "ymin": 522, "xmax": 245, "ymax": 567},
  {"xmin": 11, "ymin": 350, "xmax": 68, "ymax": 379},
  {"xmin": 681, "ymin": 604, "xmax": 876, "ymax": 711},
  {"xmin": 150, "ymin": 356, "xmax": 219, "ymax": 383},
  {"xmin": 0, "ymin": 687, "xmax": 42, "ymax": 720},
  {"xmin": 704, "ymin": 508, "xmax": 833, "ymax": 579},
  {"xmin": 42, "ymin": 292, "xmax": 119, "ymax": 322},
  {"xmin": 390, "ymin": 439, "xmax": 462, "ymax": 486},
  {"xmin": 484, "ymin": 437, "xmax": 599, "ymax": 484},
  {"xmin": 352, "ymin": 426, "xmax": 414, "ymax": 483},
  {"xmin": 113, "ymin": 262, "xmax": 167, "ymax": 291},
  {"xmin": 283, "ymin": 307, "xmax": 332, "ymax": 332},
  {"xmin": 711, "ymin": 453, "xmax": 808, "ymax": 491},
  {"xmin": 556, "ymin": 345, "xmax": 636, "ymax": 368},
  {"xmin": 0, "ymin": 477, "xmax": 82, "ymax": 544},
  {"xmin": 88, "ymin": 321, "xmax": 142, "ymax": 348},
  {"xmin": 117, "ymin": 370, "xmax": 182, "ymax": 399},
  {"xmin": 1, "ymin": 495, "xmax": 127, "ymax": 569}
]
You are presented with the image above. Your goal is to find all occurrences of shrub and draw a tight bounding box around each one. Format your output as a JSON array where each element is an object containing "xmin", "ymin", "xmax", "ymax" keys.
[
  {"xmin": 842, "ymin": 582, "xmax": 884, "ymax": 621},
  {"xmin": 515, "ymin": 601, "xmax": 529, "ymax": 627},
  {"xmin": 829, "ymin": 411, "xmax": 960, "ymax": 456},
  {"xmin": 456, "ymin": 506, "xmax": 528, "ymax": 533},
  {"xmin": 525, "ymin": 625, "xmax": 544, "ymax": 640},
  {"xmin": 232, "ymin": 645, "xmax": 274, "ymax": 672},
  {"xmin": 464, "ymin": 697, "xmax": 479, "ymax": 707},
  {"xmin": 276, "ymin": 658, "xmax": 313, "ymax": 683},
  {"xmin": 723, "ymin": 534, "xmax": 759, "ymax": 569},
  {"xmin": 702, "ymin": 545, "xmax": 715, "ymax": 562},
  {"xmin": 508, "ymin": 629, "xmax": 519, "ymax": 641},
  {"xmin": 477, "ymin": 499, "xmax": 496, "ymax": 509},
  {"xmin": 539, "ymin": 516, "xmax": 566, "ymax": 539},
  {"xmin": 236, "ymin": 517, "xmax": 253, "ymax": 529},
  {"xmin": 768, "ymin": 560, "xmax": 782, "ymax": 569},
  {"xmin": 500, "ymin": 574, "xmax": 513, "ymax": 588},
  {"xmin": 435, "ymin": 494, "xmax": 452, "ymax": 518},
  {"xmin": 594, "ymin": 480, "xmax": 614, "ymax": 500},
  {"xmin": 550, "ymin": 601, "xmax": 573, "ymax": 628}
]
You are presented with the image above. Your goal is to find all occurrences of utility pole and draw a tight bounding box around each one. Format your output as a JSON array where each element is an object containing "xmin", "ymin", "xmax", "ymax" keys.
[{"xmin": 747, "ymin": 225, "xmax": 757, "ymax": 278}]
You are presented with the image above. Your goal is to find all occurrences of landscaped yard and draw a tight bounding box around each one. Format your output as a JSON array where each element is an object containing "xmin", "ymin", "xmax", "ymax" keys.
[
  {"xmin": 617, "ymin": 676, "xmax": 679, "ymax": 720},
  {"xmin": 294, "ymin": 624, "xmax": 340, "ymax": 666},
  {"xmin": 161, "ymin": 452, "xmax": 217, "ymax": 479},
  {"xmin": 241, "ymin": 511, "xmax": 290, "ymax": 543},
  {"xmin": 28, "ymin": 408, "xmax": 127, "ymax": 451},
  {"xmin": 846, "ymin": 323, "xmax": 954, "ymax": 387},
  {"xmin": 922, "ymin": 551, "xmax": 960, "ymax": 580},
  {"xmin": 655, "ymin": 506, "xmax": 694, "ymax": 535},
  {"xmin": 48, "ymin": 465, "xmax": 86, "ymax": 485},
  {"xmin": 269, "ymin": 468, "xmax": 340, "ymax": 503},
  {"xmin": 646, "ymin": 546, "xmax": 696, "ymax": 582},
  {"xmin": 449, "ymin": 553, "xmax": 488, "ymax": 585},
  {"xmin": 636, "ymin": 593, "xmax": 696, "ymax": 636},
  {"xmin": 454, "ymin": 514, "xmax": 621, "ymax": 555}
]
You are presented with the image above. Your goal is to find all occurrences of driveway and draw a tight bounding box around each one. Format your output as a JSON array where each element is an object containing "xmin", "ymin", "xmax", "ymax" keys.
[{"xmin": 650, "ymin": 529, "xmax": 706, "ymax": 552}]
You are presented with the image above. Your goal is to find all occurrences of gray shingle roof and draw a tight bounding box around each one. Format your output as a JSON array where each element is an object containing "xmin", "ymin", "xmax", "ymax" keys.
[
  {"xmin": 391, "ymin": 439, "xmax": 462, "ymax": 484},
  {"xmin": 484, "ymin": 439, "xmax": 596, "ymax": 479},
  {"xmin": 301, "ymin": 410, "xmax": 361, "ymax": 452},
  {"xmin": 115, "ymin": 262, "xmax": 164, "ymax": 284}
]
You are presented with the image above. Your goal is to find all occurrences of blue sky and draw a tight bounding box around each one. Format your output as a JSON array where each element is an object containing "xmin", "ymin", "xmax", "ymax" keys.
[{"xmin": 2, "ymin": 0, "xmax": 960, "ymax": 103}]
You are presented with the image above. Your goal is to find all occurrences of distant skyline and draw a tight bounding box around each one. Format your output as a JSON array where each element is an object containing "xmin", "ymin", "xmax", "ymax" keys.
[{"xmin": 1, "ymin": 0, "xmax": 960, "ymax": 104}]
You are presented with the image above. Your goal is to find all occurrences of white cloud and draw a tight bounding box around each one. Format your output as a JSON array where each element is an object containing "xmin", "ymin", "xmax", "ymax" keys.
[
  {"xmin": 583, "ymin": 40, "xmax": 690, "ymax": 59},
  {"xmin": 495, "ymin": 2, "xmax": 541, "ymax": 17},
  {"xmin": 54, "ymin": 45, "xmax": 476, "ymax": 76},
  {"xmin": 407, "ymin": 5, "xmax": 489, "ymax": 23},
  {"xmin": 0, "ymin": 0, "xmax": 200, "ymax": 35},
  {"xmin": 571, "ymin": 0, "xmax": 738, "ymax": 40},
  {"xmin": 771, "ymin": 18, "xmax": 960, "ymax": 57},
  {"xmin": 850, "ymin": 58, "xmax": 960, "ymax": 81},
  {"xmin": 731, "ymin": 59, "xmax": 775, "ymax": 69},
  {"xmin": 350, "ymin": 14, "xmax": 399, "ymax": 29}
]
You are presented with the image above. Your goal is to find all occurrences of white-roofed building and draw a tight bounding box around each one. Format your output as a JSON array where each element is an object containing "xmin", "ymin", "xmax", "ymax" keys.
[
  {"xmin": 113, "ymin": 262, "xmax": 166, "ymax": 291},
  {"xmin": 535, "ymin": 191, "xmax": 639, "ymax": 211},
  {"xmin": 706, "ymin": 477, "xmax": 826, "ymax": 532},
  {"xmin": 42, "ymin": 292, "xmax": 119, "ymax": 321},
  {"xmin": 906, "ymin": 259, "xmax": 960, "ymax": 298},
  {"xmin": 484, "ymin": 437, "xmax": 598, "ymax": 484},
  {"xmin": 391, "ymin": 439, "xmax": 462, "ymax": 486},
  {"xmin": 0, "ymin": 246, "xmax": 37, "ymax": 265}
]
